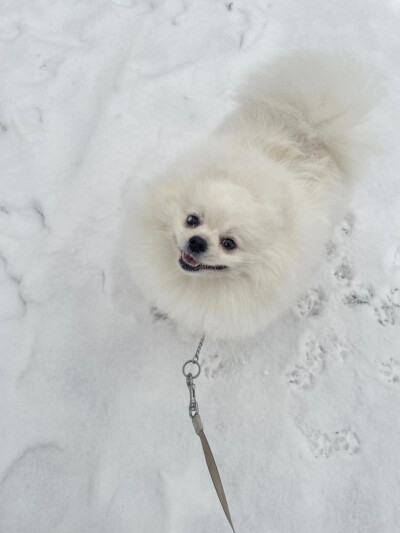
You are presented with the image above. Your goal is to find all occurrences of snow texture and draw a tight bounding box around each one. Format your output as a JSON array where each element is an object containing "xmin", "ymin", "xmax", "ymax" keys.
[{"xmin": 0, "ymin": 1, "xmax": 399, "ymax": 532}]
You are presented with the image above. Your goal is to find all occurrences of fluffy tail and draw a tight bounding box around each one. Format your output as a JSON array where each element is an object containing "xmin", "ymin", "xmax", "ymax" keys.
[{"xmin": 238, "ymin": 52, "xmax": 381, "ymax": 173}]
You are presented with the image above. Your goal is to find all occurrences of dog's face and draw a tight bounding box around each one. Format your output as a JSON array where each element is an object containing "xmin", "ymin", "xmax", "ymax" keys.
[
  {"xmin": 173, "ymin": 179, "xmax": 253, "ymax": 275},
  {"xmin": 162, "ymin": 172, "xmax": 288, "ymax": 279}
]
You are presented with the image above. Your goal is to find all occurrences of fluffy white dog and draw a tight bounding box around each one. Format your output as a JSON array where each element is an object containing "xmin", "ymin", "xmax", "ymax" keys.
[{"xmin": 125, "ymin": 53, "xmax": 377, "ymax": 339}]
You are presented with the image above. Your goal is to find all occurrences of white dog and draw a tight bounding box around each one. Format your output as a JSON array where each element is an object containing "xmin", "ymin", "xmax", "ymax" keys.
[{"xmin": 124, "ymin": 53, "xmax": 377, "ymax": 340}]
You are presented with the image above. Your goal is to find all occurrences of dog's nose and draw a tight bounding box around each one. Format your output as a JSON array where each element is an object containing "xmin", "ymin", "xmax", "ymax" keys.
[{"xmin": 188, "ymin": 236, "xmax": 208, "ymax": 254}]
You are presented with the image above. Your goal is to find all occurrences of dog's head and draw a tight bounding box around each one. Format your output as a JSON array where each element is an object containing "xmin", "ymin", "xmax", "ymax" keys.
[
  {"xmin": 148, "ymin": 148, "xmax": 295, "ymax": 283},
  {"xmin": 127, "ymin": 144, "xmax": 299, "ymax": 338}
]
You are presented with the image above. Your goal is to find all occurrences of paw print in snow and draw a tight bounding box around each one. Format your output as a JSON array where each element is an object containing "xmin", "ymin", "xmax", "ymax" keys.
[
  {"xmin": 343, "ymin": 283, "xmax": 373, "ymax": 307},
  {"xmin": 286, "ymin": 365, "xmax": 313, "ymax": 389},
  {"xmin": 388, "ymin": 288, "xmax": 400, "ymax": 308},
  {"xmin": 299, "ymin": 422, "xmax": 360, "ymax": 458},
  {"xmin": 324, "ymin": 335, "xmax": 348, "ymax": 362},
  {"xmin": 287, "ymin": 334, "xmax": 348, "ymax": 390},
  {"xmin": 287, "ymin": 337, "xmax": 325, "ymax": 390},
  {"xmin": 303, "ymin": 338, "xmax": 325, "ymax": 372},
  {"xmin": 333, "ymin": 258, "xmax": 353, "ymax": 286},
  {"xmin": 338, "ymin": 212, "xmax": 355, "ymax": 237},
  {"xmin": 150, "ymin": 306, "xmax": 169, "ymax": 322},
  {"xmin": 308, "ymin": 430, "xmax": 333, "ymax": 458},
  {"xmin": 374, "ymin": 299, "xmax": 396, "ymax": 326},
  {"xmin": 325, "ymin": 240, "xmax": 338, "ymax": 261},
  {"xmin": 373, "ymin": 288, "xmax": 400, "ymax": 326},
  {"xmin": 380, "ymin": 359, "xmax": 400, "ymax": 383},
  {"xmin": 333, "ymin": 428, "xmax": 360, "ymax": 454},
  {"xmin": 295, "ymin": 288, "xmax": 323, "ymax": 318}
]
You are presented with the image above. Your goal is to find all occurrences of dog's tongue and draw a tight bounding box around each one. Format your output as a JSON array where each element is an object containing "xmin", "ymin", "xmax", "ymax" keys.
[{"xmin": 183, "ymin": 252, "xmax": 200, "ymax": 267}]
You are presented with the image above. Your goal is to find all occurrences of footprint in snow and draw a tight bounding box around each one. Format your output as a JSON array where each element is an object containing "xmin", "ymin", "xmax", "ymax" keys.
[
  {"xmin": 380, "ymin": 359, "xmax": 400, "ymax": 383},
  {"xmin": 287, "ymin": 336, "xmax": 325, "ymax": 390},
  {"xmin": 325, "ymin": 239, "xmax": 338, "ymax": 262},
  {"xmin": 374, "ymin": 299, "xmax": 396, "ymax": 326},
  {"xmin": 294, "ymin": 287, "xmax": 324, "ymax": 318},
  {"xmin": 297, "ymin": 422, "xmax": 360, "ymax": 458},
  {"xmin": 325, "ymin": 212, "xmax": 354, "ymax": 262},
  {"xmin": 387, "ymin": 287, "xmax": 400, "ymax": 308},
  {"xmin": 287, "ymin": 334, "xmax": 348, "ymax": 390},
  {"xmin": 342, "ymin": 283, "xmax": 374, "ymax": 306},
  {"xmin": 374, "ymin": 288, "xmax": 400, "ymax": 326},
  {"xmin": 333, "ymin": 257, "xmax": 353, "ymax": 286},
  {"xmin": 150, "ymin": 305, "xmax": 170, "ymax": 322},
  {"xmin": 336, "ymin": 212, "xmax": 355, "ymax": 238}
]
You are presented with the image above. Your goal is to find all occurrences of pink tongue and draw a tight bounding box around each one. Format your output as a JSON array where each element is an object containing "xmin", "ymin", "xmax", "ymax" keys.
[{"xmin": 184, "ymin": 253, "xmax": 199, "ymax": 266}]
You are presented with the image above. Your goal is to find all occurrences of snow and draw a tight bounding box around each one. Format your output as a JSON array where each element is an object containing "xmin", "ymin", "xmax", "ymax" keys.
[{"xmin": 0, "ymin": 0, "xmax": 399, "ymax": 531}]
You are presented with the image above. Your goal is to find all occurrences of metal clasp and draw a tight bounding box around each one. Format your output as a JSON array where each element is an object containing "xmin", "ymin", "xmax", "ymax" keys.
[
  {"xmin": 182, "ymin": 333, "xmax": 205, "ymax": 419},
  {"xmin": 186, "ymin": 373, "xmax": 199, "ymax": 418}
]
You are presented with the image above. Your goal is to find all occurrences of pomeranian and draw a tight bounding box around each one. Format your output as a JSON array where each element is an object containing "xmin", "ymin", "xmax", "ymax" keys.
[{"xmin": 124, "ymin": 52, "xmax": 378, "ymax": 340}]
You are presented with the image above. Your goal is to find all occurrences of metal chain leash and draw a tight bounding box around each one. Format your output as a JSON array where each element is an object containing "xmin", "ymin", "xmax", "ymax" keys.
[{"xmin": 182, "ymin": 333, "xmax": 236, "ymax": 532}]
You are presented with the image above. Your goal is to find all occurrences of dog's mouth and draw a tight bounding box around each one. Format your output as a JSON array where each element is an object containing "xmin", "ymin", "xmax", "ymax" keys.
[{"xmin": 179, "ymin": 252, "xmax": 227, "ymax": 272}]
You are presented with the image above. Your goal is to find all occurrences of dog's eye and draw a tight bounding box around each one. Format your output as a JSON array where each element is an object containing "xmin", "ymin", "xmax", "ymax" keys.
[
  {"xmin": 186, "ymin": 215, "xmax": 199, "ymax": 228},
  {"xmin": 221, "ymin": 238, "xmax": 236, "ymax": 251}
]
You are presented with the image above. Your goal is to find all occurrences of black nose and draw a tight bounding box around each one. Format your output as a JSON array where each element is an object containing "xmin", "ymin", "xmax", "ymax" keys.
[{"xmin": 188, "ymin": 236, "xmax": 208, "ymax": 254}]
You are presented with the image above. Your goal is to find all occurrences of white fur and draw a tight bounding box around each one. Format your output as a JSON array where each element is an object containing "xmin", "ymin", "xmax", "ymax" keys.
[{"xmin": 124, "ymin": 52, "xmax": 378, "ymax": 340}]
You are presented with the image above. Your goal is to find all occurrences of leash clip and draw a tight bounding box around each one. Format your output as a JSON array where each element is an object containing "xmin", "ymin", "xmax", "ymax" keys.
[
  {"xmin": 182, "ymin": 355, "xmax": 202, "ymax": 418},
  {"xmin": 186, "ymin": 373, "xmax": 199, "ymax": 418}
]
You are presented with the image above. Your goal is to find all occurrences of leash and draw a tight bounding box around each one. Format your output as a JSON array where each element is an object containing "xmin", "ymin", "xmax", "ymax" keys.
[{"xmin": 182, "ymin": 334, "xmax": 236, "ymax": 532}]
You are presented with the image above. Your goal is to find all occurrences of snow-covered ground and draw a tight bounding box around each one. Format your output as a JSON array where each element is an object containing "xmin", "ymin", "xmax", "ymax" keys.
[{"xmin": 1, "ymin": 0, "xmax": 400, "ymax": 531}]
